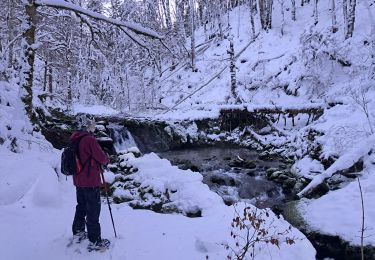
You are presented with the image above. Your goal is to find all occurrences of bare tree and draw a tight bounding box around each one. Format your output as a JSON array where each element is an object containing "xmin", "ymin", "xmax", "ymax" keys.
[
  {"xmin": 357, "ymin": 177, "xmax": 365, "ymax": 260},
  {"xmin": 190, "ymin": 0, "xmax": 196, "ymax": 71},
  {"xmin": 259, "ymin": 0, "xmax": 273, "ymax": 31},
  {"xmin": 364, "ymin": 0, "xmax": 375, "ymax": 79},
  {"xmin": 330, "ymin": 0, "xmax": 338, "ymax": 32},
  {"xmin": 228, "ymin": 36, "xmax": 240, "ymax": 104},
  {"xmin": 161, "ymin": 0, "xmax": 172, "ymax": 29},
  {"xmin": 249, "ymin": 0, "xmax": 256, "ymax": 37},
  {"xmin": 7, "ymin": 0, "xmax": 17, "ymax": 68},
  {"xmin": 351, "ymin": 86, "xmax": 374, "ymax": 134},
  {"xmin": 343, "ymin": 0, "xmax": 357, "ymax": 39},
  {"xmin": 21, "ymin": 0, "xmax": 38, "ymax": 122},
  {"xmin": 291, "ymin": 0, "xmax": 296, "ymax": 21},
  {"xmin": 313, "ymin": 0, "xmax": 318, "ymax": 25},
  {"xmin": 19, "ymin": 0, "xmax": 163, "ymax": 121},
  {"xmin": 279, "ymin": 0, "xmax": 285, "ymax": 35}
]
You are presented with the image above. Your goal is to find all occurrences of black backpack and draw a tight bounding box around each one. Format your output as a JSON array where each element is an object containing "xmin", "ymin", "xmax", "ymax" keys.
[{"xmin": 61, "ymin": 134, "xmax": 89, "ymax": 176}]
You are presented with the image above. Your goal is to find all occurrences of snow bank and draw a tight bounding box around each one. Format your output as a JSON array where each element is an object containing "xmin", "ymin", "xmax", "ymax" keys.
[
  {"xmin": 72, "ymin": 104, "xmax": 120, "ymax": 116},
  {"xmin": 0, "ymin": 175, "xmax": 316, "ymax": 260},
  {"xmin": 291, "ymin": 156, "xmax": 324, "ymax": 179},
  {"xmin": 127, "ymin": 152, "xmax": 224, "ymax": 215},
  {"xmin": 298, "ymin": 133, "xmax": 375, "ymax": 197},
  {"xmin": 298, "ymin": 156, "xmax": 375, "ymax": 246}
]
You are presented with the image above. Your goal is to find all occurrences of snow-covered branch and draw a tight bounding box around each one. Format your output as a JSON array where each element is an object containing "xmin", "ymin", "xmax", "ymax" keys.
[
  {"xmin": 35, "ymin": 0, "xmax": 163, "ymax": 40},
  {"xmin": 297, "ymin": 134, "xmax": 375, "ymax": 197}
]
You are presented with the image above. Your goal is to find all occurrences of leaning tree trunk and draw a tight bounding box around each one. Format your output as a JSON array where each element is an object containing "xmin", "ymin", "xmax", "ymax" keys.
[{"xmin": 21, "ymin": 0, "xmax": 38, "ymax": 123}]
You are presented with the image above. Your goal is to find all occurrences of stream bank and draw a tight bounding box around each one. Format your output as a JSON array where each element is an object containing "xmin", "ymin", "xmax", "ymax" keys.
[{"xmin": 38, "ymin": 109, "xmax": 374, "ymax": 259}]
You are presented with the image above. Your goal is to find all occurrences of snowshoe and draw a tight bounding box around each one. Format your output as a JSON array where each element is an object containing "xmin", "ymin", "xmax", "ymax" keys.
[
  {"xmin": 67, "ymin": 231, "xmax": 88, "ymax": 247},
  {"xmin": 87, "ymin": 238, "xmax": 111, "ymax": 252}
]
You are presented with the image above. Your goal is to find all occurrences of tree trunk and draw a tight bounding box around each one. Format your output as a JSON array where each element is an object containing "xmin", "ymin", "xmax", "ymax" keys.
[
  {"xmin": 228, "ymin": 37, "xmax": 239, "ymax": 103},
  {"xmin": 7, "ymin": 0, "xmax": 15, "ymax": 67},
  {"xmin": 43, "ymin": 60, "xmax": 47, "ymax": 92},
  {"xmin": 291, "ymin": 0, "xmax": 296, "ymax": 21},
  {"xmin": 345, "ymin": 0, "xmax": 356, "ymax": 39},
  {"xmin": 267, "ymin": 0, "xmax": 273, "ymax": 29},
  {"xmin": 279, "ymin": 0, "xmax": 285, "ymax": 35},
  {"xmin": 259, "ymin": 0, "xmax": 266, "ymax": 29},
  {"xmin": 48, "ymin": 67, "xmax": 53, "ymax": 95},
  {"xmin": 67, "ymin": 72, "xmax": 72, "ymax": 103},
  {"xmin": 161, "ymin": 0, "xmax": 172, "ymax": 29},
  {"xmin": 21, "ymin": 0, "xmax": 38, "ymax": 123},
  {"xmin": 176, "ymin": 0, "xmax": 186, "ymax": 45},
  {"xmin": 259, "ymin": 0, "xmax": 273, "ymax": 30},
  {"xmin": 249, "ymin": 0, "xmax": 256, "ymax": 37},
  {"xmin": 331, "ymin": 0, "xmax": 337, "ymax": 32},
  {"xmin": 364, "ymin": 0, "xmax": 375, "ymax": 79},
  {"xmin": 125, "ymin": 67, "xmax": 130, "ymax": 111},
  {"xmin": 313, "ymin": 0, "xmax": 318, "ymax": 25},
  {"xmin": 190, "ymin": 0, "xmax": 196, "ymax": 71},
  {"xmin": 343, "ymin": 0, "xmax": 348, "ymax": 36}
]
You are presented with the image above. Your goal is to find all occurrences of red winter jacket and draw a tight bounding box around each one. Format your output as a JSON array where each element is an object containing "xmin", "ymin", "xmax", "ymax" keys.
[{"xmin": 70, "ymin": 131, "xmax": 109, "ymax": 187}]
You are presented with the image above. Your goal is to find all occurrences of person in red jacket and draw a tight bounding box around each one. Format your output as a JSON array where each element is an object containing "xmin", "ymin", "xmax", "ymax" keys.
[{"xmin": 71, "ymin": 114, "xmax": 110, "ymax": 251}]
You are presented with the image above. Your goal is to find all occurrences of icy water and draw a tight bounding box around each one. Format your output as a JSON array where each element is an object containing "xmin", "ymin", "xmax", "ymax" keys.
[{"xmin": 158, "ymin": 146, "xmax": 288, "ymax": 208}]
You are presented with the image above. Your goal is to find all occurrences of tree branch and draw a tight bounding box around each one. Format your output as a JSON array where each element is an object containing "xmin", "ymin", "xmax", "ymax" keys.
[{"xmin": 35, "ymin": 0, "xmax": 163, "ymax": 39}]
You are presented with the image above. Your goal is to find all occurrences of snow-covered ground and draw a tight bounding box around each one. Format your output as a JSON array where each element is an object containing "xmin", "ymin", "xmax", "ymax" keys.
[
  {"xmin": 0, "ymin": 81, "xmax": 315, "ymax": 259},
  {"xmin": 72, "ymin": 104, "xmax": 120, "ymax": 116},
  {"xmin": 0, "ymin": 146, "xmax": 315, "ymax": 259},
  {"xmin": 2, "ymin": 0, "xmax": 375, "ymax": 258},
  {"xmin": 297, "ymin": 152, "xmax": 375, "ymax": 246}
]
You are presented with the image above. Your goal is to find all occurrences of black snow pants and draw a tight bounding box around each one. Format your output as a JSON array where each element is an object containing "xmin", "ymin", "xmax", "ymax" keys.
[{"xmin": 72, "ymin": 187, "xmax": 101, "ymax": 243}]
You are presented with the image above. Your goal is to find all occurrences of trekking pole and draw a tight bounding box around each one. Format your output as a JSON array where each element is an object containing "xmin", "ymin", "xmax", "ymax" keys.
[{"xmin": 100, "ymin": 171, "xmax": 118, "ymax": 238}]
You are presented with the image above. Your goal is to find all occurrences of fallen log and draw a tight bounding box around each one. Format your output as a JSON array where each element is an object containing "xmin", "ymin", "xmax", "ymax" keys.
[{"xmin": 297, "ymin": 134, "xmax": 375, "ymax": 197}]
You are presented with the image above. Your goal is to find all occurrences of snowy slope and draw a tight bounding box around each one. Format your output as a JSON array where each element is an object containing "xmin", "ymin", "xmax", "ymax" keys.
[{"xmin": 154, "ymin": 1, "xmax": 374, "ymax": 121}]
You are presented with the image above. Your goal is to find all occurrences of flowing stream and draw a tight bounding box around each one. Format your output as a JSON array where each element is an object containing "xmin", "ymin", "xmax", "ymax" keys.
[
  {"xmin": 107, "ymin": 124, "xmax": 138, "ymax": 152},
  {"xmin": 158, "ymin": 147, "xmax": 289, "ymax": 208},
  {"xmin": 107, "ymin": 124, "xmax": 373, "ymax": 260}
]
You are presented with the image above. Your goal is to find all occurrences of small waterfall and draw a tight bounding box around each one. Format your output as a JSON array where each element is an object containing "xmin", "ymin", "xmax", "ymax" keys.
[{"xmin": 107, "ymin": 124, "xmax": 138, "ymax": 152}]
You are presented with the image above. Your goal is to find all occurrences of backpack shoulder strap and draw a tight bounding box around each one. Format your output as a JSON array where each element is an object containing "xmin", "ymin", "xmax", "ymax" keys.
[{"xmin": 73, "ymin": 133, "xmax": 90, "ymax": 165}]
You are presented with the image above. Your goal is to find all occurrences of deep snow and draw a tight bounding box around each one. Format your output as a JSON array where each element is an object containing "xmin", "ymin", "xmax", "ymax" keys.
[
  {"xmin": 0, "ymin": 79, "xmax": 315, "ymax": 259},
  {"xmin": 0, "ymin": 137, "xmax": 315, "ymax": 260},
  {"xmin": 1, "ymin": 0, "xmax": 375, "ymax": 258}
]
